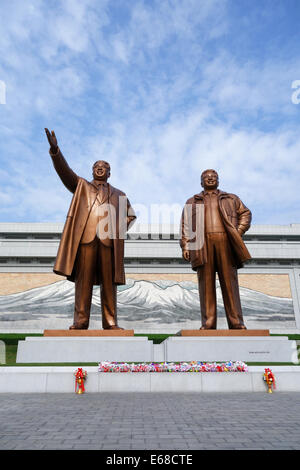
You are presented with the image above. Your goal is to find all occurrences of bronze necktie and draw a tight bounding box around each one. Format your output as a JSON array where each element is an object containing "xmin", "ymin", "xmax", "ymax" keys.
[{"xmin": 97, "ymin": 183, "xmax": 107, "ymax": 204}]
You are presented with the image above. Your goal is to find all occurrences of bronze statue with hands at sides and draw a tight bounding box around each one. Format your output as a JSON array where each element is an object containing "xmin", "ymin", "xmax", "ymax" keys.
[
  {"xmin": 45, "ymin": 128, "xmax": 136, "ymax": 330},
  {"xmin": 180, "ymin": 169, "xmax": 252, "ymax": 330}
]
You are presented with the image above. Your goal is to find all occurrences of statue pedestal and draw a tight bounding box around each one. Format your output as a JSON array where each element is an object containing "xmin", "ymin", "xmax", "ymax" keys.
[
  {"xmin": 164, "ymin": 330, "xmax": 298, "ymax": 363},
  {"xmin": 16, "ymin": 331, "xmax": 154, "ymax": 363},
  {"xmin": 16, "ymin": 329, "xmax": 298, "ymax": 364}
]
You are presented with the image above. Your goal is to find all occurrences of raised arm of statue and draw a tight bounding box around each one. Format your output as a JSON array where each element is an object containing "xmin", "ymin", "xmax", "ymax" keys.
[{"xmin": 45, "ymin": 128, "xmax": 78, "ymax": 194}]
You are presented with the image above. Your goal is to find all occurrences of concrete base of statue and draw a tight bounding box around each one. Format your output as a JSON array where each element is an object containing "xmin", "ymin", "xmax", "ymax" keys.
[
  {"xmin": 6, "ymin": 329, "xmax": 300, "ymax": 393},
  {"xmin": 16, "ymin": 330, "xmax": 156, "ymax": 363},
  {"xmin": 165, "ymin": 330, "xmax": 298, "ymax": 364},
  {"xmin": 15, "ymin": 329, "xmax": 298, "ymax": 364}
]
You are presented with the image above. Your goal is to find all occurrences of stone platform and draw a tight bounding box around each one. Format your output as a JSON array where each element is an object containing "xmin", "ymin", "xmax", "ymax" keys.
[
  {"xmin": 16, "ymin": 335, "xmax": 155, "ymax": 363},
  {"xmin": 164, "ymin": 335, "xmax": 298, "ymax": 363},
  {"xmin": 1, "ymin": 366, "xmax": 300, "ymax": 393},
  {"xmin": 15, "ymin": 329, "xmax": 299, "ymax": 364}
]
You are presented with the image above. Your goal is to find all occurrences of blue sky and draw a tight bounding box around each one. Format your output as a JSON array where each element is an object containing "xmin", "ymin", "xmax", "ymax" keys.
[{"xmin": 0, "ymin": 0, "xmax": 300, "ymax": 225}]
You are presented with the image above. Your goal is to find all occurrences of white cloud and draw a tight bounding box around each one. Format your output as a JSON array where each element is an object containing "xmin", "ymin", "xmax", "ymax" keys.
[
  {"xmin": 0, "ymin": 0, "xmax": 300, "ymax": 226},
  {"xmin": 200, "ymin": 50, "xmax": 300, "ymax": 117}
]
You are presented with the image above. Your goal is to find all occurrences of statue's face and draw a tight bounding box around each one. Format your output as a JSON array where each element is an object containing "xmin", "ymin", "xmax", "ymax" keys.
[
  {"xmin": 201, "ymin": 170, "xmax": 219, "ymax": 190},
  {"xmin": 93, "ymin": 161, "xmax": 110, "ymax": 181}
]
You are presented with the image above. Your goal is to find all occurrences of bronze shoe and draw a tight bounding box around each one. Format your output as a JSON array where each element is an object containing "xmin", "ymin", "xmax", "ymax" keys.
[
  {"xmin": 69, "ymin": 323, "xmax": 88, "ymax": 330},
  {"xmin": 104, "ymin": 325, "xmax": 124, "ymax": 330}
]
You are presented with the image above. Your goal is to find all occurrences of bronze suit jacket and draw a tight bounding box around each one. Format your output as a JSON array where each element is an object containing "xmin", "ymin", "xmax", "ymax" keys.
[
  {"xmin": 180, "ymin": 190, "xmax": 252, "ymax": 270},
  {"xmin": 50, "ymin": 148, "xmax": 136, "ymax": 285}
]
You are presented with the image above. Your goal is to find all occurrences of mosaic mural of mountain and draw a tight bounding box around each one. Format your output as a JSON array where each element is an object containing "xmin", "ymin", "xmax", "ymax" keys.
[{"xmin": 0, "ymin": 279, "xmax": 295, "ymax": 331}]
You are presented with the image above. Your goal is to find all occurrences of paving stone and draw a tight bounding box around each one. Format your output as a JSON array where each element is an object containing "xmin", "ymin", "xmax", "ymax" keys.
[{"xmin": 1, "ymin": 392, "xmax": 300, "ymax": 450}]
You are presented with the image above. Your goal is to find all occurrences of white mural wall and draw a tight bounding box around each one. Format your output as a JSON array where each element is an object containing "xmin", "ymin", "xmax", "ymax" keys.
[{"xmin": 0, "ymin": 278, "xmax": 296, "ymax": 332}]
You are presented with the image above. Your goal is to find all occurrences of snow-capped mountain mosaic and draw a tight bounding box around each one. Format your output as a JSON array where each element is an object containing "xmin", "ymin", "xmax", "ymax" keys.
[{"xmin": 0, "ymin": 279, "xmax": 295, "ymax": 332}]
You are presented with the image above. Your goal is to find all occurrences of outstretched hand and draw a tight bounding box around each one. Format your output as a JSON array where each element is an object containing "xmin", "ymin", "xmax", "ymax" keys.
[{"xmin": 45, "ymin": 128, "xmax": 58, "ymax": 152}]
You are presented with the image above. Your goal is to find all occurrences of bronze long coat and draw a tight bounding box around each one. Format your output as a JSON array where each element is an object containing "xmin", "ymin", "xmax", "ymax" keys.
[
  {"xmin": 50, "ymin": 148, "xmax": 136, "ymax": 285},
  {"xmin": 180, "ymin": 190, "xmax": 252, "ymax": 270}
]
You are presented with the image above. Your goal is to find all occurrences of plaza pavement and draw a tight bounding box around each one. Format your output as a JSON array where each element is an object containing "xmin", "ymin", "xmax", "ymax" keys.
[{"xmin": 0, "ymin": 392, "xmax": 300, "ymax": 451}]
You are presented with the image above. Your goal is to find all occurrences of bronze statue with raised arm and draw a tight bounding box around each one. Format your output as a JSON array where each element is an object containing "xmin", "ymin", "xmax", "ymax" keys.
[
  {"xmin": 45, "ymin": 129, "xmax": 136, "ymax": 330},
  {"xmin": 180, "ymin": 169, "xmax": 252, "ymax": 330}
]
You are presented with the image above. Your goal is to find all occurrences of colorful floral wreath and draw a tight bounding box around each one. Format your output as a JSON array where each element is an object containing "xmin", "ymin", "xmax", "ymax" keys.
[{"xmin": 98, "ymin": 361, "xmax": 248, "ymax": 373}]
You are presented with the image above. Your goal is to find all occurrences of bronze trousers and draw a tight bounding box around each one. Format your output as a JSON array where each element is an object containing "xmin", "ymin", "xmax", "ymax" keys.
[
  {"xmin": 197, "ymin": 232, "xmax": 245, "ymax": 329},
  {"xmin": 73, "ymin": 238, "xmax": 117, "ymax": 329}
]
